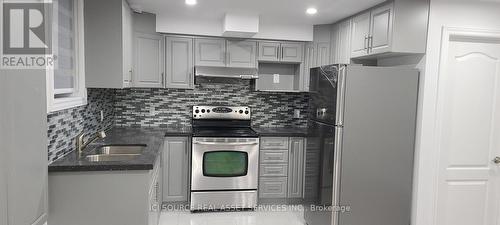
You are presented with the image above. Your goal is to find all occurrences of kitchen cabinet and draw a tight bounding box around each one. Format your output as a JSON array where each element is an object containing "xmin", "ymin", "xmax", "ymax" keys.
[
  {"xmin": 162, "ymin": 137, "xmax": 190, "ymax": 202},
  {"xmin": 288, "ymin": 137, "xmax": 305, "ymax": 198},
  {"xmin": 133, "ymin": 33, "xmax": 165, "ymax": 88},
  {"xmin": 85, "ymin": 0, "xmax": 134, "ymax": 88},
  {"xmin": 302, "ymin": 43, "xmax": 315, "ymax": 92},
  {"xmin": 195, "ymin": 38, "xmax": 257, "ymax": 68},
  {"xmin": 331, "ymin": 19, "xmax": 352, "ymax": 64},
  {"xmin": 255, "ymin": 63, "xmax": 302, "ymax": 92},
  {"xmin": 48, "ymin": 158, "xmax": 162, "ymax": 225},
  {"xmin": 258, "ymin": 41, "xmax": 304, "ymax": 63},
  {"xmin": 165, "ymin": 36, "xmax": 194, "ymax": 89},
  {"xmin": 258, "ymin": 137, "xmax": 305, "ymax": 199},
  {"xmin": 315, "ymin": 43, "xmax": 330, "ymax": 66},
  {"xmin": 349, "ymin": 0, "xmax": 428, "ymax": 58},
  {"xmin": 226, "ymin": 40, "xmax": 257, "ymax": 68},
  {"xmin": 195, "ymin": 38, "xmax": 226, "ymax": 67},
  {"xmin": 350, "ymin": 11, "xmax": 371, "ymax": 58}
]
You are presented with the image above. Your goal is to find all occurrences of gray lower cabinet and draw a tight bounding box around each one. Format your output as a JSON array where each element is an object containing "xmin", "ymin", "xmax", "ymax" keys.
[
  {"xmin": 259, "ymin": 137, "xmax": 305, "ymax": 199},
  {"xmin": 195, "ymin": 38, "xmax": 226, "ymax": 67},
  {"xmin": 165, "ymin": 37, "xmax": 194, "ymax": 89},
  {"xmin": 48, "ymin": 158, "xmax": 162, "ymax": 225},
  {"xmin": 287, "ymin": 137, "xmax": 305, "ymax": 198},
  {"xmin": 133, "ymin": 32, "xmax": 164, "ymax": 88},
  {"xmin": 162, "ymin": 137, "xmax": 190, "ymax": 202}
]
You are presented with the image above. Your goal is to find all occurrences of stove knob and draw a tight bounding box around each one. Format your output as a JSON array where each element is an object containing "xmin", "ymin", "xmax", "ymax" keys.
[
  {"xmin": 239, "ymin": 110, "xmax": 243, "ymax": 114},
  {"xmin": 195, "ymin": 109, "xmax": 199, "ymax": 113},
  {"xmin": 201, "ymin": 109, "xmax": 205, "ymax": 113},
  {"xmin": 207, "ymin": 109, "xmax": 210, "ymax": 113},
  {"xmin": 245, "ymin": 111, "xmax": 249, "ymax": 114}
]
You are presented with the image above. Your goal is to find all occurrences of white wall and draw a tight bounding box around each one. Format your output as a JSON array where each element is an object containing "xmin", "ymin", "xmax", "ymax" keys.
[
  {"xmin": 156, "ymin": 14, "xmax": 314, "ymax": 41},
  {"xmin": 414, "ymin": 1, "xmax": 500, "ymax": 225}
]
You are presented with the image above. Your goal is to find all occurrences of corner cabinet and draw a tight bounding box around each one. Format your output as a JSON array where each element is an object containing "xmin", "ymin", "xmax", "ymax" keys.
[
  {"xmin": 162, "ymin": 137, "xmax": 190, "ymax": 202},
  {"xmin": 133, "ymin": 32, "xmax": 165, "ymax": 88},
  {"xmin": 331, "ymin": 19, "xmax": 352, "ymax": 64},
  {"xmin": 194, "ymin": 38, "xmax": 257, "ymax": 68},
  {"xmin": 165, "ymin": 36, "xmax": 194, "ymax": 89},
  {"xmin": 259, "ymin": 137, "xmax": 305, "ymax": 199},
  {"xmin": 350, "ymin": 0, "xmax": 428, "ymax": 58},
  {"xmin": 85, "ymin": 0, "xmax": 134, "ymax": 88}
]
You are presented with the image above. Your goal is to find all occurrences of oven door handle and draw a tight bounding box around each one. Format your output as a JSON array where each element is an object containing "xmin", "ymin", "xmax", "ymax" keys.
[{"xmin": 193, "ymin": 141, "xmax": 259, "ymax": 146}]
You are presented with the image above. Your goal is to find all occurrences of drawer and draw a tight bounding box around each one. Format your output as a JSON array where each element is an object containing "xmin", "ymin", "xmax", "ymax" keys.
[
  {"xmin": 259, "ymin": 177, "xmax": 287, "ymax": 198},
  {"xmin": 260, "ymin": 164, "xmax": 288, "ymax": 177},
  {"xmin": 260, "ymin": 137, "xmax": 289, "ymax": 150},
  {"xmin": 260, "ymin": 150, "xmax": 288, "ymax": 164}
]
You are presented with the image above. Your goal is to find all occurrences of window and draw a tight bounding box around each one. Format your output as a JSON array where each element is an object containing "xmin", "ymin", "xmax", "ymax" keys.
[{"xmin": 46, "ymin": 0, "xmax": 86, "ymax": 112}]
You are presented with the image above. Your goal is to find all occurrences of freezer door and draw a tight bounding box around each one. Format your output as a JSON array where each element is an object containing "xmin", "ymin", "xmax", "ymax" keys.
[
  {"xmin": 338, "ymin": 66, "xmax": 418, "ymax": 225},
  {"xmin": 309, "ymin": 64, "xmax": 345, "ymax": 125}
]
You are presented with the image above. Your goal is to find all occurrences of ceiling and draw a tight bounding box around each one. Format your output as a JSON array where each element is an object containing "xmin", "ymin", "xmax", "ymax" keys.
[{"xmin": 128, "ymin": 0, "xmax": 386, "ymax": 25}]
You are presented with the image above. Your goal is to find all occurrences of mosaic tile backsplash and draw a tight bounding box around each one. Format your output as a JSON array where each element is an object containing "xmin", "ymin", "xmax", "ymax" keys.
[
  {"xmin": 47, "ymin": 78, "xmax": 309, "ymax": 163},
  {"xmin": 47, "ymin": 89, "xmax": 115, "ymax": 163},
  {"xmin": 114, "ymin": 77, "xmax": 309, "ymax": 127}
]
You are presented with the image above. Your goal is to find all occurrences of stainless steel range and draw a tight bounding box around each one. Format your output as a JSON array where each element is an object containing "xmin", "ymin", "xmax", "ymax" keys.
[{"xmin": 190, "ymin": 106, "xmax": 259, "ymax": 211}]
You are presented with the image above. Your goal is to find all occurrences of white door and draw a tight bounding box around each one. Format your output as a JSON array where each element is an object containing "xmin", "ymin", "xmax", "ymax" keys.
[
  {"xmin": 435, "ymin": 30, "xmax": 500, "ymax": 225},
  {"xmin": 369, "ymin": 2, "xmax": 393, "ymax": 54}
]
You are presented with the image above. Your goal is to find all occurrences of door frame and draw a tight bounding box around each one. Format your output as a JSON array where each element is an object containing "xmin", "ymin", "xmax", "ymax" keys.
[{"xmin": 415, "ymin": 26, "xmax": 500, "ymax": 225}]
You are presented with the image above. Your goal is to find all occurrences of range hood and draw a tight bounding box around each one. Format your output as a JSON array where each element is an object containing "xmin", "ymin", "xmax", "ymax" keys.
[{"xmin": 195, "ymin": 66, "xmax": 258, "ymax": 79}]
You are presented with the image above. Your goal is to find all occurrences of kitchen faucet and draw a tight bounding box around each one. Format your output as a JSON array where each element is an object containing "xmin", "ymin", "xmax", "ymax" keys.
[{"xmin": 75, "ymin": 130, "xmax": 107, "ymax": 157}]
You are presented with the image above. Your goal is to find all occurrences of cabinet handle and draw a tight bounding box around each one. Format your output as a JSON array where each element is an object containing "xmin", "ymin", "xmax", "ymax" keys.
[
  {"xmin": 369, "ymin": 36, "xmax": 374, "ymax": 53},
  {"xmin": 161, "ymin": 72, "xmax": 164, "ymax": 85},
  {"xmin": 364, "ymin": 35, "xmax": 369, "ymax": 52}
]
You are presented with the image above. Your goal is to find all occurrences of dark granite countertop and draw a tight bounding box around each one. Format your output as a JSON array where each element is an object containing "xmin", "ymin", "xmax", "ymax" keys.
[
  {"xmin": 49, "ymin": 127, "xmax": 167, "ymax": 172},
  {"xmin": 252, "ymin": 127, "xmax": 309, "ymax": 137}
]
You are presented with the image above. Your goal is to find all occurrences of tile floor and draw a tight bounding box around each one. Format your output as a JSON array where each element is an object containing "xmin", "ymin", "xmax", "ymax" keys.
[{"xmin": 159, "ymin": 207, "xmax": 306, "ymax": 225}]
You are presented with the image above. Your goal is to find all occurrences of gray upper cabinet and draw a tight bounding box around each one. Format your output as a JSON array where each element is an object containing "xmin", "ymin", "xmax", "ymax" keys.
[
  {"xmin": 302, "ymin": 43, "xmax": 315, "ymax": 92},
  {"xmin": 162, "ymin": 137, "xmax": 190, "ymax": 202},
  {"xmin": 258, "ymin": 42, "xmax": 281, "ymax": 61},
  {"xmin": 369, "ymin": 3, "xmax": 393, "ymax": 54},
  {"xmin": 288, "ymin": 137, "xmax": 305, "ymax": 198},
  {"xmin": 349, "ymin": 0, "xmax": 428, "ymax": 58},
  {"xmin": 281, "ymin": 42, "xmax": 304, "ymax": 63},
  {"xmin": 258, "ymin": 41, "xmax": 304, "ymax": 63},
  {"xmin": 85, "ymin": 0, "xmax": 133, "ymax": 88},
  {"xmin": 133, "ymin": 32, "xmax": 164, "ymax": 88},
  {"xmin": 165, "ymin": 36, "xmax": 194, "ymax": 89},
  {"xmin": 331, "ymin": 19, "xmax": 352, "ymax": 64},
  {"xmin": 315, "ymin": 43, "xmax": 330, "ymax": 66},
  {"xmin": 226, "ymin": 40, "xmax": 257, "ymax": 68},
  {"xmin": 195, "ymin": 38, "xmax": 226, "ymax": 67},
  {"xmin": 350, "ymin": 11, "xmax": 371, "ymax": 58}
]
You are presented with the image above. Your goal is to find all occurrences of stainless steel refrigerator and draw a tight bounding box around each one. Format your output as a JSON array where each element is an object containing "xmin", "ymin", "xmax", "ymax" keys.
[{"xmin": 304, "ymin": 64, "xmax": 419, "ymax": 225}]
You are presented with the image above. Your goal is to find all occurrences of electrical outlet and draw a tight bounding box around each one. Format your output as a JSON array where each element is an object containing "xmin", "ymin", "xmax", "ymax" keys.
[{"xmin": 293, "ymin": 109, "xmax": 301, "ymax": 119}]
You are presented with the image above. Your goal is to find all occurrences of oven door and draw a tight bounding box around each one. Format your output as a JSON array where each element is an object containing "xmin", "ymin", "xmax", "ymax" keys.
[{"xmin": 191, "ymin": 137, "xmax": 259, "ymax": 191}]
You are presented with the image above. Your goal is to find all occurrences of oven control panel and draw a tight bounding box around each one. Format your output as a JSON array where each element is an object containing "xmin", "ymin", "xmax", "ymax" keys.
[{"xmin": 192, "ymin": 106, "xmax": 251, "ymax": 120}]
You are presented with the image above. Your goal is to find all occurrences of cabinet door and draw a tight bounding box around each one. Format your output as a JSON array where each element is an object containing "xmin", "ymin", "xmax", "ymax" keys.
[
  {"xmin": 227, "ymin": 40, "xmax": 257, "ymax": 68},
  {"xmin": 369, "ymin": 2, "xmax": 393, "ymax": 54},
  {"xmin": 133, "ymin": 33, "xmax": 164, "ymax": 88},
  {"xmin": 302, "ymin": 43, "xmax": 315, "ymax": 92},
  {"xmin": 315, "ymin": 42, "xmax": 330, "ymax": 67},
  {"xmin": 288, "ymin": 137, "xmax": 305, "ymax": 198},
  {"xmin": 330, "ymin": 24, "xmax": 340, "ymax": 64},
  {"xmin": 281, "ymin": 42, "xmax": 304, "ymax": 63},
  {"xmin": 258, "ymin": 41, "xmax": 281, "ymax": 62},
  {"xmin": 350, "ymin": 11, "xmax": 371, "ymax": 58},
  {"xmin": 338, "ymin": 19, "xmax": 352, "ymax": 64},
  {"xmin": 162, "ymin": 137, "xmax": 190, "ymax": 202},
  {"xmin": 122, "ymin": 0, "xmax": 133, "ymax": 87},
  {"xmin": 165, "ymin": 37, "xmax": 194, "ymax": 89},
  {"xmin": 194, "ymin": 38, "xmax": 226, "ymax": 67},
  {"xmin": 259, "ymin": 177, "xmax": 288, "ymax": 198}
]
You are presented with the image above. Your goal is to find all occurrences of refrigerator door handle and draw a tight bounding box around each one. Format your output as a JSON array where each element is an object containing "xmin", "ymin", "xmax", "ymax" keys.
[
  {"xmin": 335, "ymin": 65, "xmax": 347, "ymax": 126},
  {"xmin": 331, "ymin": 126, "xmax": 344, "ymax": 225}
]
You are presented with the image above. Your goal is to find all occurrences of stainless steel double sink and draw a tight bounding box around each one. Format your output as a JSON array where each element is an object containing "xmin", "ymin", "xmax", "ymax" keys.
[{"xmin": 85, "ymin": 144, "xmax": 146, "ymax": 162}]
